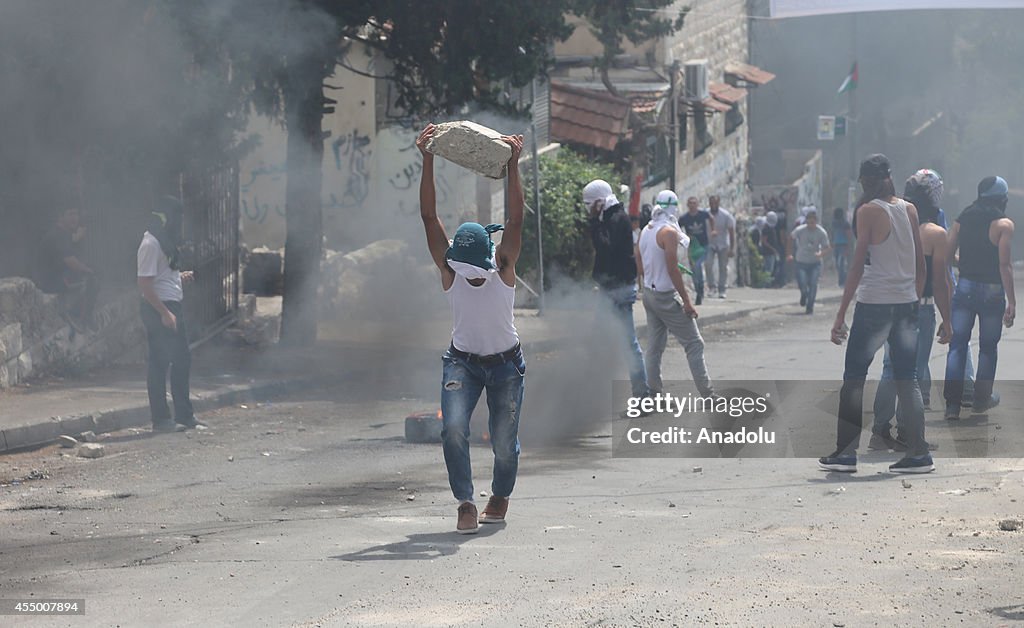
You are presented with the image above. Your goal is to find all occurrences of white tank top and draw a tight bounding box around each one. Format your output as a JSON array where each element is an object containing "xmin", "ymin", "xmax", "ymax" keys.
[
  {"xmin": 445, "ymin": 273, "xmax": 519, "ymax": 355},
  {"xmin": 857, "ymin": 198, "xmax": 919, "ymax": 304},
  {"xmin": 639, "ymin": 223, "xmax": 680, "ymax": 292}
]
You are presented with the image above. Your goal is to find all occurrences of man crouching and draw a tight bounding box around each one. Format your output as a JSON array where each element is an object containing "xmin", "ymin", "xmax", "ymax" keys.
[{"xmin": 416, "ymin": 124, "xmax": 525, "ymax": 534}]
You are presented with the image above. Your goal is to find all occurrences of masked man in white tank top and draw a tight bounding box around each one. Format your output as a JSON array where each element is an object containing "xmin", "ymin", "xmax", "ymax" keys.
[
  {"xmin": 822, "ymin": 154, "xmax": 935, "ymax": 474},
  {"xmin": 416, "ymin": 124, "xmax": 525, "ymax": 535}
]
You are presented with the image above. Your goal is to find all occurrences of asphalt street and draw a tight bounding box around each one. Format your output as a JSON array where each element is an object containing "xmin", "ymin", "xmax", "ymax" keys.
[{"xmin": 1, "ymin": 293, "xmax": 1022, "ymax": 627}]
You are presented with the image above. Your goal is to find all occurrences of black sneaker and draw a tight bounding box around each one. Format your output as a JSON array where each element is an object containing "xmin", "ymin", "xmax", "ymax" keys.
[
  {"xmin": 889, "ymin": 455, "xmax": 935, "ymax": 474},
  {"xmin": 944, "ymin": 404, "xmax": 960, "ymax": 421},
  {"xmin": 972, "ymin": 392, "xmax": 1000, "ymax": 413},
  {"xmin": 695, "ymin": 294, "xmax": 703, "ymax": 306},
  {"xmin": 961, "ymin": 395, "xmax": 974, "ymax": 408},
  {"xmin": 800, "ymin": 294, "xmax": 807, "ymax": 307},
  {"xmin": 818, "ymin": 452, "xmax": 857, "ymax": 472},
  {"xmin": 805, "ymin": 306, "xmax": 814, "ymax": 315}
]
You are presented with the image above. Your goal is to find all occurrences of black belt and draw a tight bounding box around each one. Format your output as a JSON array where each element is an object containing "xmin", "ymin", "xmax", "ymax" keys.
[{"xmin": 448, "ymin": 343, "xmax": 522, "ymax": 366}]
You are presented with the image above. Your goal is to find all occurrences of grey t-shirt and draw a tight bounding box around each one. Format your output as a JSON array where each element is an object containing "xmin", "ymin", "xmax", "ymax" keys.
[
  {"xmin": 791, "ymin": 224, "xmax": 830, "ymax": 264},
  {"xmin": 705, "ymin": 208, "xmax": 735, "ymax": 250}
]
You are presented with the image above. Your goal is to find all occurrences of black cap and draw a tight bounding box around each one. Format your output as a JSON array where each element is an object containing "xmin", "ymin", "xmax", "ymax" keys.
[{"xmin": 859, "ymin": 154, "xmax": 891, "ymax": 179}]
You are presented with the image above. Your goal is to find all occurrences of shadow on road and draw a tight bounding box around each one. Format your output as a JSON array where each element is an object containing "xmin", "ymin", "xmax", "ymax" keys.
[{"xmin": 333, "ymin": 523, "xmax": 506, "ymax": 562}]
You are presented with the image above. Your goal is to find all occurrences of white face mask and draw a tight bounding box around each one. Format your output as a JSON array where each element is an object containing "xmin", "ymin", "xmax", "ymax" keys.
[{"xmin": 448, "ymin": 260, "xmax": 494, "ymax": 281}]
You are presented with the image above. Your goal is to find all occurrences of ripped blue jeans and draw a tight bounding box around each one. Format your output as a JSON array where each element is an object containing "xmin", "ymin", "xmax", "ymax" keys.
[{"xmin": 441, "ymin": 349, "xmax": 525, "ymax": 502}]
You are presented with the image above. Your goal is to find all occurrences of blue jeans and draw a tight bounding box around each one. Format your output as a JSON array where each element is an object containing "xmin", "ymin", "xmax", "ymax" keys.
[
  {"xmin": 834, "ymin": 246, "xmax": 849, "ymax": 286},
  {"xmin": 441, "ymin": 348, "xmax": 525, "ymax": 502},
  {"xmin": 795, "ymin": 261, "xmax": 821, "ymax": 310},
  {"xmin": 704, "ymin": 246, "xmax": 729, "ymax": 294},
  {"xmin": 689, "ymin": 249, "xmax": 707, "ymax": 299},
  {"xmin": 762, "ymin": 253, "xmax": 777, "ymax": 279},
  {"xmin": 873, "ymin": 303, "xmax": 935, "ymax": 435},
  {"xmin": 836, "ymin": 302, "xmax": 927, "ymax": 456},
  {"xmin": 602, "ymin": 284, "xmax": 650, "ymax": 397},
  {"xmin": 944, "ymin": 278, "xmax": 1005, "ymax": 407}
]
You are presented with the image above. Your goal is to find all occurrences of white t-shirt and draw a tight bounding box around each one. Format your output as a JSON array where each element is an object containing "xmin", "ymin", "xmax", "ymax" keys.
[{"xmin": 137, "ymin": 232, "xmax": 183, "ymax": 302}]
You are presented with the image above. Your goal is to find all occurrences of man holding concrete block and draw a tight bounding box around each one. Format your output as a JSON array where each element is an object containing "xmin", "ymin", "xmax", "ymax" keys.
[{"xmin": 417, "ymin": 122, "xmax": 525, "ymax": 535}]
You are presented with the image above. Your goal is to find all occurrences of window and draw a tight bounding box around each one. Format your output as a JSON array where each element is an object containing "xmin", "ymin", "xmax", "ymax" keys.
[
  {"xmin": 694, "ymin": 108, "xmax": 713, "ymax": 157},
  {"xmin": 725, "ymin": 103, "xmax": 744, "ymax": 136}
]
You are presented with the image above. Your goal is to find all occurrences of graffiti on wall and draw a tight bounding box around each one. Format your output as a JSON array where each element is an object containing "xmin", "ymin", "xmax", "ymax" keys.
[
  {"xmin": 387, "ymin": 137, "xmax": 454, "ymax": 216},
  {"xmin": 754, "ymin": 186, "xmax": 799, "ymax": 217},
  {"xmin": 241, "ymin": 162, "xmax": 286, "ymax": 224},
  {"xmin": 327, "ymin": 129, "xmax": 372, "ymax": 210}
]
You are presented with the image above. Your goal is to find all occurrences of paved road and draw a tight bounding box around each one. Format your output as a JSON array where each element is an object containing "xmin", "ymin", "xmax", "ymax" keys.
[{"xmin": 1, "ymin": 299, "xmax": 1022, "ymax": 627}]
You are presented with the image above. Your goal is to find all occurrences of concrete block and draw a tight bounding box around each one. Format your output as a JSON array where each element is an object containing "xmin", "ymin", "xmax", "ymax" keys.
[{"xmin": 426, "ymin": 121, "xmax": 512, "ymax": 179}]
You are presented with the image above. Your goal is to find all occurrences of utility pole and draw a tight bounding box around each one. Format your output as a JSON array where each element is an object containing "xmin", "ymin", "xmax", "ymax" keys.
[
  {"xmin": 530, "ymin": 76, "xmax": 545, "ymax": 315},
  {"xmin": 847, "ymin": 13, "xmax": 858, "ymax": 214},
  {"xmin": 668, "ymin": 60, "xmax": 680, "ymax": 191}
]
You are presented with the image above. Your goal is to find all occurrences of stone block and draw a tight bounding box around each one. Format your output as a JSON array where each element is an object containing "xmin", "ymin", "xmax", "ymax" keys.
[
  {"xmin": 425, "ymin": 121, "xmax": 512, "ymax": 179},
  {"xmin": 77, "ymin": 443, "xmax": 105, "ymax": 459}
]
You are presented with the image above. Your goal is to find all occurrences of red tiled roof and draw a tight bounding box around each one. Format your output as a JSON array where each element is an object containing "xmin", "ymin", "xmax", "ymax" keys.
[
  {"xmin": 701, "ymin": 98, "xmax": 732, "ymax": 113},
  {"xmin": 630, "ymin": 90, "xmax": 668, "ymax": 115},
  {"xmin": 724, "ymin": 62, "xmax": 776, "ymax": 86},
  {"xmin": 709, "ymin": 82, "xmax": 747, "ymax": 105},
  {"xmin": 549, "ymin": 81, "xmax": 631, "ymax": 152}
]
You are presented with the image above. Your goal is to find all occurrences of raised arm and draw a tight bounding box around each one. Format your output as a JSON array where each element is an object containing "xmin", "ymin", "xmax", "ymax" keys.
[
  {"xmin": 496, "ymin": 135, "xmax": 524, "ymax": 277},
  {"xmin": 415, "ymin": 124, "xmax": 454, "ymax": 287}
]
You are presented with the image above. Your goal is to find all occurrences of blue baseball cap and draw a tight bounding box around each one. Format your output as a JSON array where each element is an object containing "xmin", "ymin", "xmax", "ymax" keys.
[{"xmin": 445, "ymin": 222, "xmax": 504, "ymax": 270}]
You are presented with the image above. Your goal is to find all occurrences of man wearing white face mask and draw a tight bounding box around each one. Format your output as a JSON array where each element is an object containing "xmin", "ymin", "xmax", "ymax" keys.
[
  {"xmin": 638, "ymin": 190, "xmax": 715, "ymax": 396},
  {"xmin": 416, "ymin": 124, "xmax": 525, "ymax": 535},
  {"xmin": 585, "ymin": 178, "xmax": 651, "ymax": 403}
]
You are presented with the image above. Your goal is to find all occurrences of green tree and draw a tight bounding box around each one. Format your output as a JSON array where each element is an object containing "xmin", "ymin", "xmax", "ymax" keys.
[{"xmin": 521, "ymin": 149, "xmax": 619, "ymax": 286}]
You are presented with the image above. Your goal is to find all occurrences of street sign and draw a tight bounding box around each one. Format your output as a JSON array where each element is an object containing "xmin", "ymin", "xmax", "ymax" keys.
[
  {"xmin": 835, "ymin": 116, "xmax": 846, "ymax": 137},
  {"xmin": 817, "ymin": 115, "xmax": 835, "ymax": 141}
]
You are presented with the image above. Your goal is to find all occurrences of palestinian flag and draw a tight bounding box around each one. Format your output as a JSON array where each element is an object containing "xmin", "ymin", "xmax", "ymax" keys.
[{"xmin": 837, "ymin": 63, "xmax": 858, "ymax": 94}]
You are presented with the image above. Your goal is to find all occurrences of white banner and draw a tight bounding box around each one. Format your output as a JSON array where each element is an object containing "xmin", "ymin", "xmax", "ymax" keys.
[{"xmin": 770, "ymin": 0, "xmax": 1024, "ymax": 18}]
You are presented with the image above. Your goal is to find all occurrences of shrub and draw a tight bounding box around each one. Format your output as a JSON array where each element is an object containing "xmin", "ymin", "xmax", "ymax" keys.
[{"xmin": 520, "ymin": 149, "xmax": 620, "ymax": 288}]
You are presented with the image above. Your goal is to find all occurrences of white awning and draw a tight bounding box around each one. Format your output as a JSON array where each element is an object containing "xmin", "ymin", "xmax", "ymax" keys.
[{"xmin": 770, "ymin": 0, "xmax": 1024, "ymax": 18}]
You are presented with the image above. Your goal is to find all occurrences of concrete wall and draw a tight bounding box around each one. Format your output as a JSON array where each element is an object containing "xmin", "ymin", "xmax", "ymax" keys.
[
  {"xmin": 751, "ymin": 149, "xmax": 824, "ymax": 222},
  {"xmin": 0, "ymin": 278, "xmax": 144, "ymax": 388}
]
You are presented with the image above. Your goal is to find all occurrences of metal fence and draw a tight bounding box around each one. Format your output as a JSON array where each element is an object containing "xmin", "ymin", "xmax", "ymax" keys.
[{"xmin": 180, "ymin": 163, "xmax": 240, "ymax": 344}]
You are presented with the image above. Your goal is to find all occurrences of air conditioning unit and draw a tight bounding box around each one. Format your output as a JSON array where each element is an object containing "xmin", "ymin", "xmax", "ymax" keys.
[{"xmin": 684, "ymin": 59, "xmax": 709, "ymax": 102}]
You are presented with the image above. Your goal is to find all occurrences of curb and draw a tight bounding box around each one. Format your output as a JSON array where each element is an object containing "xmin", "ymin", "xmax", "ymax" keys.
[{"xmin": 0, "ymin": 376, "xmax": 323, "ymax": 454}]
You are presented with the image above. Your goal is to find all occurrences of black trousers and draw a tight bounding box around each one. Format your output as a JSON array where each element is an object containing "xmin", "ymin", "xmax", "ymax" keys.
[{"xmin": 140, "ymin": 300, "xmax": 194, "ymax": 423}]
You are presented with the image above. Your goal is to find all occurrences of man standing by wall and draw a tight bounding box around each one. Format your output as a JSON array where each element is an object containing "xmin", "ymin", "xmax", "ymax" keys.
[
  {"xmin": 39, "ymin": 207, "xmax": 97, "ymax": 332},
  {"xmin": 137, "ymin": 196, "xmax": 200, "ymax": 434},
  {"xmin": 704, "ymin": 195, "xmax": 736, "ymax": 299},
  {"xmin": 585, "ymin": 179, "xmax": 651, "ymax": 402}
]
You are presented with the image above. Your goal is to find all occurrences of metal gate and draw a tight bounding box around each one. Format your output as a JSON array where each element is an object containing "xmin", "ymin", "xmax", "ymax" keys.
[{"xmin": 180, "ymin": 163, "xmax": 240, "ymax": 344}]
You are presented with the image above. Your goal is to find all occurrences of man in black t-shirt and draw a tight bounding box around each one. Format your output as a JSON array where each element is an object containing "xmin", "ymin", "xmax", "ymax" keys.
[
  {"xmin": 678, "ymin": 197, "xmax": 711, "ymax": 305},
  {"xmin": 39, "ymin": 207, "xmax": 96, "ymax": 331}
]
